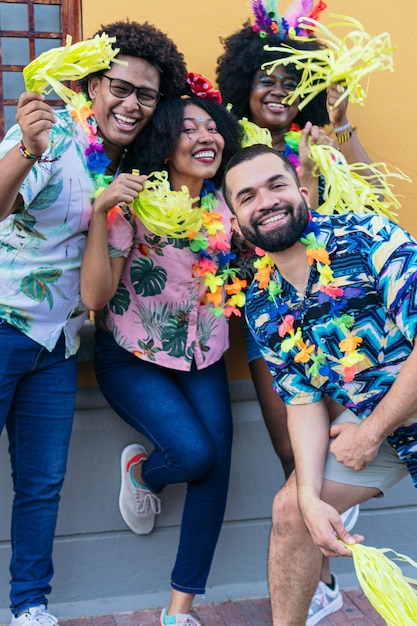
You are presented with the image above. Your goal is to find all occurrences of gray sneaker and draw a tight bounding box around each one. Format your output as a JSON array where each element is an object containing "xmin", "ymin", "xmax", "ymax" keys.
[
  {"xmin": 11, "ymin": 606, "xmax": 58, "ymax": 626},
  {"xmin": 119, "ymin": 443, "xmax": 161, "ymax": 535},
  {"xmin": 159, "ymin": 609, "xmax": 202, "ymax": 626},
  {"xmin": 306, "ymin": 575, "xmax": 343, "ymax": 625},
  {"xmin": 341, "ymin": 504, "xmax": 359, "ymax": 533}
]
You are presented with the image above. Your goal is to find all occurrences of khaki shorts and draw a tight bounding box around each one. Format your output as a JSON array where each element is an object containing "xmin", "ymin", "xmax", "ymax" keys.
[{"xmin": 324, "ymin": 409, "xmax": 409, "ymax": 496}]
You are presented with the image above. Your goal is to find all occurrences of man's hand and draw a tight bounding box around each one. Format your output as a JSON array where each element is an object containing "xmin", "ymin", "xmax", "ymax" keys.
[
  {"xmin": 330, "ymin": 421, "xmax": 381, "ymax": 470},
  {"xmin": 15, "ymin": 92, "xmax": 56, "ymax": 157},
  {"xmin": 301, "ymin": 496, "xmax": 364, "ymax": 557}
]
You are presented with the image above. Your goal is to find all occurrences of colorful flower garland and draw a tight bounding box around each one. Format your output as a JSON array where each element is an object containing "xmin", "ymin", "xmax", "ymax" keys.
[
  {"xmin": 253, "ymin": 212, "xmax": 364, "ymax": 382},
  {"xmin": 70, "ymin": 95, "xmax": 114, "ymax": 197},
  {"xmin": 189, "ymin": 180, "xmax": 247, "ymax": 318}
]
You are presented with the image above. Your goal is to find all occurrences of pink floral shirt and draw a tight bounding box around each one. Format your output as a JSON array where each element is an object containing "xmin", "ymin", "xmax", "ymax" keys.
[{"xmin": 102, "ymin": 192, "xmax": 232, "ymax": 371}]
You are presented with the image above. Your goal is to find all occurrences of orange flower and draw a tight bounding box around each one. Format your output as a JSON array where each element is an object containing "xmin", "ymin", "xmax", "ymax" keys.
[
  {"xmin": 306, "ymin": 247, "xmax": 330, "ymax": 265},
  {"xmin": 339, "ymin": 335, "xmax": 363, "ymax": 352},
  {"xmin": 225, "ymin": 277, "xmax": 247, "ymax": 295},
  {"xmin": 294, "ymin": 341, "xmax": 316, "ymax": 363},
  {"xmin": 205, "ymin": 287, "xmax": 223, "ymax": 307},
  {"xmin": 255, "ymin": 266, "xmax": 272, "ymax": 289}
]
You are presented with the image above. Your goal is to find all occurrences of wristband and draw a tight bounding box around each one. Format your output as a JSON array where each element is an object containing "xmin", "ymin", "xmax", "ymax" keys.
[
  {"xmin": 335, "ymin": 127, "xmax": 355, "ymax": 145},
  {"xmin": 18, "ymin": 139, "xmax": 60, "ymax": 163},
  {"xmin": 333, "ymin": 121, "xmax": 352, "ymax": 134}
]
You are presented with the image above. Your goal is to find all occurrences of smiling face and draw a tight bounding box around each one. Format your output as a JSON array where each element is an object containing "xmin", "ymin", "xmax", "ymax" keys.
[
  {"xmin": 167, "ymin": 103, "xmax": 225, "ymax": 197},
  {"xmin": 227, "ymin": 152, "xmax": 310, "ymax": 253},
  {"xmin": 249, "ymin": 65, "xmax": 300, "ymax": 132},
  {"xmin": 88, "ymin": 55, "xmax": 160, "ymax": 160}
]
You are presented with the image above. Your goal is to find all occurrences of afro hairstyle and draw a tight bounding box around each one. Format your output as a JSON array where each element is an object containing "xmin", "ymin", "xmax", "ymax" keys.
[
  {"xmin": 216, "ymin": 22, "xmax": 329, "ymax": 128},
  {"xmin": 78, "ymin": 20, "xmax": 186, "ymax": 100}
]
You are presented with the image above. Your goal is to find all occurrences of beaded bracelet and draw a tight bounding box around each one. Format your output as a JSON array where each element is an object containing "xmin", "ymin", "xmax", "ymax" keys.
[
  {"xmin": 18, "ymin": 139, "xmax": 60, "ymax": 163},
  {"xmin": 334, "ymin": 125, "xmax": 356, "ymax": 145}
]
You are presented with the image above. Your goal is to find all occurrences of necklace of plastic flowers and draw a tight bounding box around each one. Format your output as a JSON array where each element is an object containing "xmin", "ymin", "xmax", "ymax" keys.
[
  {"xmin": 253, "ymin": 211, "xmax": 365, "ymax": 382},
  {"xmin": 70, "ymin": 94, "xmax": 116, "ymax": 199},
  {"xmin": 189, "ymin": 179, "xmax": 247, "ymax": 318}
]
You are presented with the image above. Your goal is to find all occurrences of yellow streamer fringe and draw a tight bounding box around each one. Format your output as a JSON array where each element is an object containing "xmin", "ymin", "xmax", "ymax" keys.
[
  {"xmin": 343, "ymin": 542, "xmax": 417, "ymax": 625},
  {"xmin": 262, "ymin": 14, "xmax": 396, "ymax": 110},
  {"xmin": 239, "ymin": 118, "xmax": 273, "ymax": 148},
  {"xmin": 283, "ymin": 129, "xmax": 409, "ymax": 220},
  {"xmin": 23, "ymin": 33, "xmax": 124, "ymax": 107},
  {"xmin": 131, "ymin": 171, "xmax": 203, "ymax": 238}
]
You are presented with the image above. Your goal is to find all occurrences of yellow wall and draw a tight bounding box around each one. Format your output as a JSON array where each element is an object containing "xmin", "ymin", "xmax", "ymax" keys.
[{"xmin": 81, "ymin": 0, "xmax": 417, "ymax": 381}]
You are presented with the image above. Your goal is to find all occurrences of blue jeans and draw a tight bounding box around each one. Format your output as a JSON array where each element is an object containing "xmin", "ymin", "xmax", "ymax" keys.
[
  {"xmin": 95, "ymin": 327, "xmax": 233, "ymax": 594},
  {"xmin": 0, "ymin": 320, "xmax": 77, "ymax": 613}
]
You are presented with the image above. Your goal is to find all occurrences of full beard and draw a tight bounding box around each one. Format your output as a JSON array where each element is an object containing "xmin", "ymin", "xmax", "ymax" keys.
[{"xmin": 239, "ymin": 198, "xmax": 309, "ymax": 252}]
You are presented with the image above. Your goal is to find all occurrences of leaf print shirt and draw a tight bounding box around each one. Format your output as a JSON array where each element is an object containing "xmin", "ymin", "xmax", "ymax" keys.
[
  {"xmin": 102, "ymin": 192, "xmax": 232, "ymax": 371},
  {"xmin": 0, "ymin": 109, "xmax": 93, "ymax": 356}
]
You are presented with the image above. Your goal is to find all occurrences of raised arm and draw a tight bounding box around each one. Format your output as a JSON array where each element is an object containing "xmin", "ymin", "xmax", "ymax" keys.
[
  {"xmin": 0, "ymin": 92, "xmax": 56, "ymax": 220},
  {"xmin": 80, "ymin": 172, "xmax": 146, "ymax": 311},
  {"xmin": 327, "ymin": 83, "xmax": 372, "ymax": 166}
]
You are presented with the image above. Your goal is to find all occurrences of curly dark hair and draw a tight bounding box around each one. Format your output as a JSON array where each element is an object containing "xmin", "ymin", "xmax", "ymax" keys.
[
  {"xmin": 78, "ymin": 20, "xmax": 186, "ymax": 100},
  {"xmin": 216, "ymin": 23, "xmax": 329, "ymax": 128},
  {"xmin": 124, "ymin": 95, "xmax": 243, "ymax": 188}
]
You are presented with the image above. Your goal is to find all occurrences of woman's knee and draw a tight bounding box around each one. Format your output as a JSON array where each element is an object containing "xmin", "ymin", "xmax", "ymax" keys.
[{"xmin": 167, "ymin": 437, "xmax": 216, "ymax": 481}]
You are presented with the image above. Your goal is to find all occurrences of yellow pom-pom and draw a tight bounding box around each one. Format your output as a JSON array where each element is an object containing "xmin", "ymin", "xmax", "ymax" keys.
[
  {"xmin": 262, "ymin": 14, "xmax": 396, "ymax": 110},
  {"xmin": 23, "ymin": 33, "xmax": 125, "ymax": 108},
  {"xmin": 344, "ymin": 542, "xmax": 417, "ymax": 625},
  {"xmin": 239, "ymin": 118, "xmax": 273, "ymax": 148},
  {"xmin": 307, "ymin": 141, "xmax": 410, "ymax": 221},
  {"xmin": 131, "ymin": 171, "xmax": 204, "ymax": 238}
]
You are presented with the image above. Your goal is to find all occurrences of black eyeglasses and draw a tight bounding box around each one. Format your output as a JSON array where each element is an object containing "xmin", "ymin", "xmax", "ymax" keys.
[{"xmin": 102, "ymin": 75, "xmax": 162, "ymax": 107}]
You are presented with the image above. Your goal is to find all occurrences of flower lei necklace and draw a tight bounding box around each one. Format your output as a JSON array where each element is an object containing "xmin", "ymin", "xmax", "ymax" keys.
[
  {"xmin": 70, "ymin": 95, "xmax": 116, "ymax": 198},
  {"xmin": 188, "ymin": 180, "xmax": 247, "ymax": 318},
  {"xmin": 253, "ymin": 212, "xmax": 365, "ymax": 382}
]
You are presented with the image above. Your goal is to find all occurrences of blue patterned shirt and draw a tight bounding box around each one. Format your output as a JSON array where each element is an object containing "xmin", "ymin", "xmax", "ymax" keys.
[{"xmin": 245, "ymin": 212, "xmax": 417, "ymax": 426}]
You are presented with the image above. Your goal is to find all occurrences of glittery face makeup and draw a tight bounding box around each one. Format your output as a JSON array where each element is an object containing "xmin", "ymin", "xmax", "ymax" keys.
[
  {"xmin": 248, "ymin": 65, "xmax": 300, "ymax": 131},
  {"xmin": 167, "ymin": 103, "xmax": 225, "ymax": 193}
]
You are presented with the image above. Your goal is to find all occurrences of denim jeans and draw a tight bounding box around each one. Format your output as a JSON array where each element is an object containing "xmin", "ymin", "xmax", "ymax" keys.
[
  {"xmin": 95, "ymin": 327, "xmax": 233, "ymax": 594},
  {"xmin": 0, "ymin": 320, "xmax": 77, "ymax": 613}
]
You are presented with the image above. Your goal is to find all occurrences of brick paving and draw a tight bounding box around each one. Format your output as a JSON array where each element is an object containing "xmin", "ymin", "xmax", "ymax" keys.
[{"xmin": 59, "ymin": 590, "xmax": 386, "ymax": 626}]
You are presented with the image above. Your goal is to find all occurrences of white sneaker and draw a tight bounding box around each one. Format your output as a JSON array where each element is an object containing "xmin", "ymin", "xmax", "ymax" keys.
[
  {"xmin": 306, "ymin": 575, "xmax": 343, "ymax": 625},
  {"xmin": 340, "ymin": 504, "xmax": 359, "ymax": 533},
  {"xmin": 11, "ymin": 606, "xmax": 58, "ymax": 626},
  {"xmin": 159, "ymin": 608, "xmax": 202, "ymax": 626},
  {"xmin": 119, "ymin": 443, "xmax": 161, "ymax": 535}
]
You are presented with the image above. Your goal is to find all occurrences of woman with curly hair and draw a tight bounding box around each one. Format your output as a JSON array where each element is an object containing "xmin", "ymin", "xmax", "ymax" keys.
[
  {"xmin": 216, "ymin": 14, "xmax": 372, "ymax": 626},
  {"xmin": 81, "ymin": 81, "xmax": 242, "ymax": 626}
]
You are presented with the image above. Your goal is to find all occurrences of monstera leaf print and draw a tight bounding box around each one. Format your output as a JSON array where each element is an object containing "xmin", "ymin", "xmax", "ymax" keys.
[
  {"xmin": 161, "ymin": 314, "xmax": 188, "ymax": 357},
  {"xmin": 109, "ymin": 280, "xmax": 131, "ymax": 315},
  {"xmin": 20, "ymin": 267, "xmax": 64, "ymax": 309},
  {"xmin": 130, "ymin": 257, "xmax": 167, "ymax": 297}
]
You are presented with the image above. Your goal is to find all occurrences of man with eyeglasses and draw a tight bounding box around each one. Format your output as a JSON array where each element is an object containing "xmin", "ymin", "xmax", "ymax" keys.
[{"xmin": 0, "ymin": 19, "xmax": 186, "ymax": 626}]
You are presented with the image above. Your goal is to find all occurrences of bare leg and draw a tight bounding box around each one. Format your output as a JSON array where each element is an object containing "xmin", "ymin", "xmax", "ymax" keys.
[
  {"xmin": 268, "ymin": 474, "xmax": 379, "ymax": 625},
  {"xmin": 250, "ymin": 357, "xmax": 342, "ymax": 586},
  {"xmin": 167, "ymin": 589, "xmax": 195, "ymax": 615}
]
